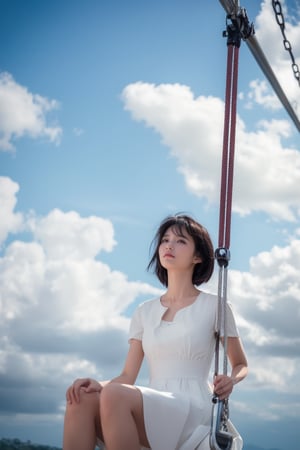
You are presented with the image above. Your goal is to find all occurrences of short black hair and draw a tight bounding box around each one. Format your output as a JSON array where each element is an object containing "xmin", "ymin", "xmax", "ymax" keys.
[{"xmin": 147, "ymin": 214, "xmax": 214, "ymax": 287}]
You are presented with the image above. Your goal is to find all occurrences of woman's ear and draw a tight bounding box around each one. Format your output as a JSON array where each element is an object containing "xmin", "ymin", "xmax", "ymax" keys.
[{"xmin": 193, "ymin": 255, "xmax": 202, "ymax": 264}]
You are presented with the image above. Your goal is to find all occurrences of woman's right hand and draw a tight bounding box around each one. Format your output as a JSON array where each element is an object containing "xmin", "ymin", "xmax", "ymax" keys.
[{"xmin": 66, "ymin": 378, "xmax": 102, "ymax": 404}]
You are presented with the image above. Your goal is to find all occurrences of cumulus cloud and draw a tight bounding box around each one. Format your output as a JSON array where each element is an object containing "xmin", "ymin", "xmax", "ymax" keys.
[
  {"xmin": 0, "ymin": 204, "xmax": 161, "ymax": 330},
  {"xmin": 207, "ymin": 237, "xmax": 300, "ymax": 413},
  {"xmin": 0, "ymin": 177, "xmax": 161, "ymax": 419},
  {"xmin": 231, "ymin": 239, "xmax": 300, "ymax": 340},
  {"xmin": 207, "ymin": 236, "xmax": 300, "ymax": 425},
  {"xmin": 0, "ymin": 72, "xmax": 62, "ymax": 151},
  {"xmin": 227, "ymin": 238, "xmax": 300, "ymax": 396},
  {"xmin": 0, "ymin": 177, "xmax": 23, "ymax": 245},
  {"xmin": 122, "ymin": 82, "xmax": 300, "ymax": 221},
  {"xmin": 29, "ymin": 208, "xmax": 117, "ymax": 260},
  {"xmin": 122, "ymin": 82, "xmax": 224, "ymax": 201},
  {"xmin": 244, "ymin": 79, "xmax": 281, "ymax": 110}
]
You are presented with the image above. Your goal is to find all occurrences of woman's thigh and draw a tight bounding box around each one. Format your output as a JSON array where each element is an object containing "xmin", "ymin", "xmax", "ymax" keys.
[{"xmin": 100, "ymin": 383, "xmax": 150, "ymax": 448}]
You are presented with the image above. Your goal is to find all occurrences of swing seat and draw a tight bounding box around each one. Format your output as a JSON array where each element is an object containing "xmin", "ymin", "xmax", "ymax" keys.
[
  {"xmin": 212, "ymin": 430, "xmax": 233, "ymax": 450},
  {"xmin": 210, "ymin": 399, "xmax": 233, "ymax": 450}
]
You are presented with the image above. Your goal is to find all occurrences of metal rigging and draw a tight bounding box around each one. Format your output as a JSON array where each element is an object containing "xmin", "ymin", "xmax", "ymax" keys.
[
  {"xmin": 219, "ymin": 0, "xmax": 300, "ymax": 132},
  {"xmin": 210, "ymin": 4, "xmax": 251, "ymax": 449},
  {"xmin": 210, "ymin": 2, "xmax": 300, "ymax": 449}
]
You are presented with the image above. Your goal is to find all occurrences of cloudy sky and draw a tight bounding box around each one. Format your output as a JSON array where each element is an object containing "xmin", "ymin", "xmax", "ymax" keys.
[{"xmin": 0, "ymin": 0, "xmax": 300, "ymax": 449}]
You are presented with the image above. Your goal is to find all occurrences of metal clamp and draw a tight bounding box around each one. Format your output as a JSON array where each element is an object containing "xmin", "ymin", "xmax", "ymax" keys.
[
  {"xmin": 215, "ymin": 247, "xmax": 231, "ymax": 268},
  {"xmin": 223, "ymin": 7, "xmax": 254, "ymax": 47}
]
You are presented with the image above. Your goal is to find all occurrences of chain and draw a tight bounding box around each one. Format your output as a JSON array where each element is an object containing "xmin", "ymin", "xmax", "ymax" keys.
[
  {"xmin": 272, "ymin": 0, "xmax": 300, "ymax": 86},
  {"xmin": 221, "ymin": 399, "xmax": 230, "ymax": 432}
]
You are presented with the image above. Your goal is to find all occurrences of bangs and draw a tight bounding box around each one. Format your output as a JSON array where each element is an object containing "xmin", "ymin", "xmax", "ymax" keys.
[
  {"xmin": 167, "ymin": 224, "xmax": 187, "ymax": 238},
  {"xmin": 160, "ymin": 217, "xmax": 193, "ymax": 240}
]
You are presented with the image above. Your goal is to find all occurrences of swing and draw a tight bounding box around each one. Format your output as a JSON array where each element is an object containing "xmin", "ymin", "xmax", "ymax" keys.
[
  {"xmin": 210, "ymin": 3, "xmax": 253, "ymax": 449},
  {"xmin": 210, "ymin": 1, "xmax": 299, "ymax": 448}
]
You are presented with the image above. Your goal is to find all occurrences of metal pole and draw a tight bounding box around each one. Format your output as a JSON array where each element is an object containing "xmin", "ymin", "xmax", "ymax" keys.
[
  {"xmin": 219, "ymin": 0, "xmax": 300, "ymax": 132},
  {"xmin": 246, "ymin": 34, "xmax": 300, "ymax": 132}
]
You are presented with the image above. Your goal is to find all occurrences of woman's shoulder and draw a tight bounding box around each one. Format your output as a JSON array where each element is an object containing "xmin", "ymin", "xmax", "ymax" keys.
[
  {"xmin": 131, "ymin": 296, "xmax": 163, "ymax": 327},
  {"xmin": 199, "ymin": 290, "xmax": 218, "ymax": 303},
  {"xmin": 196, "ymin": 290, "xmax": 218, "ymax": 312},
  {"xmin": 136, "ymin": 296, "xmax": 161, "ymax": 312},
  {"xmin": 199, "ymin": 291, "xmax": 238, "ymax": 322}
]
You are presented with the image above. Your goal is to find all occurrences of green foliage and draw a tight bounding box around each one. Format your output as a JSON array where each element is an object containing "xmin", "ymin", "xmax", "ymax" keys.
[{"xmin": 0, "ymin": 438, "xmax": 62, "ymax": 450}]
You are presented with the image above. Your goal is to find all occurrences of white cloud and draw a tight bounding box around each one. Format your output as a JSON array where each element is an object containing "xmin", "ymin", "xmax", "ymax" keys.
[
  {"xmin": 227, "ymin": 237, "xmax": 300, "ymax": 394},
  {"xmin": 245, "ymin": 79, "xmax": 281, "ymax": 110},
  {"xmin": 0, "ymin": 72, "xmax": 62, "ymax": 151},
  {"xmin": 207, "ymin": 234, "xmax": 300, "ymax": 397},
  {"xmin": 0, "ymin": 203, "xmax": 161, "ymax": 331},
  {"xmin": 0, "ymin": 177, "xmax": 162, "ymax": 421},
  {"xmin": 231, "ymin": 238, "xmax": 300, "ymax": 326},
  {"xmin": 122, "ymin": 82, "xmax": 224, "ymax": 203},
  {"xmin": 122, "ymin": 82, "xmax": 300, "ymax": 221},
  {"xmin": 29, "ymin": 208, "xmax": 117, "ymax": 260},
  {"xmin": 0, "ymin": 241, "xmax": 45, "ymax": 321},
  {"xmin": 0, "ymin": 177, "xmax": 23, "ymax": 245}
]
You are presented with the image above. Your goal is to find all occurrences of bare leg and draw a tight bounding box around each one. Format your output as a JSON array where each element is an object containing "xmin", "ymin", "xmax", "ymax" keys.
[
  {"xmin": 63, "ymin": 389, "xmax": 102, "ymax": 450},
  {"xmin": 100, "ymin": 383, "xmax": 150, "ymax": 450}
]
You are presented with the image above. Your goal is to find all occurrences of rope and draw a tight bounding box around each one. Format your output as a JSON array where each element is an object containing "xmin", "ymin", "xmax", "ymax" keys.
[
  {"xmin": 210, "ymin": 12, "xmax": 242, "ymax": 450},
  {"xmin": 215, "ymin": 26, "xmax": 240, "ymax": 384},
  {"xmin": 218, "ymin": 44, "xmax": 239, "ymax": 251}
]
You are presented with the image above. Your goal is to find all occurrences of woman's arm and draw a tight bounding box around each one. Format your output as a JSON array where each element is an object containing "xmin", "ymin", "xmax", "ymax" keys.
[
  {"xmin": 214, "ymin": 336, "xmax": 248, "ymax": 400},
  {"xmin": 226, "ymin": 336, "xmax": 248, "ymax": 385},
  {"xmin": 109, "ymin": 338, "xmax": 144, "ymax": 385},
  {"xmin": 67, "ymin": 339, "xmax": 144, "ymax": 403}
]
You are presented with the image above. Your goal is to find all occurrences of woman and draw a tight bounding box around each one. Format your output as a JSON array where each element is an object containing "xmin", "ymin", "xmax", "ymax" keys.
[{"xmin": 63, "ymin": 214, "xmax": 248, "ymax": 450}]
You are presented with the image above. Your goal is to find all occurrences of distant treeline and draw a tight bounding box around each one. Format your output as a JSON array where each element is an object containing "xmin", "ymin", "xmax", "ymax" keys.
[{"xmin": 0, "ymin": 439, "xmax": 61, "ymax": 450}]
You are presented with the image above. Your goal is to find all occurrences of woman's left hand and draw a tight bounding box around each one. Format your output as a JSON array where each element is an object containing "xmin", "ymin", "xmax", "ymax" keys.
[{"xmin": 213, "ymin": 374, "xmax": 234, "ymax": 400}]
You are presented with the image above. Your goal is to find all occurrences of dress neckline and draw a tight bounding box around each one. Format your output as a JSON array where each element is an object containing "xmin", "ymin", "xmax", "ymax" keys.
[{"xmin": 159, "ymin": 292, "xmax": 201, "ymax": 323}]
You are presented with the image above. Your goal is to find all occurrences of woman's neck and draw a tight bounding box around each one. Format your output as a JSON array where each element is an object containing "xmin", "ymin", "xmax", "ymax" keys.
[{"xmin": 163, "ymin": 272, "xmax": 200, "ymax": 305}]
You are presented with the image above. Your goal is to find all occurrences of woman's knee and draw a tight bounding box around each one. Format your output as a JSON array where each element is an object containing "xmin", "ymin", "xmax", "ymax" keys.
[
  {"xmin": 100, "ymin": 384, "xmax": 149, "ymax": 446},
  {"xmin": 66, "ymin": 389, "xmax": 100, "ymax": 417},
  {"xmin": 100, "ymin": 383, "xmax": 138, "ymax": 415}
]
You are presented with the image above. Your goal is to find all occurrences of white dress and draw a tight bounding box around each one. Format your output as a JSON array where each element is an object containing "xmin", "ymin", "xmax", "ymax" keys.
[
  {"xmin": 127, "ymin": 291, "xmax": 243, "ymax": 450},
  {"xmin": 99, "ymin": 291, "xmax": 243, "ymax": 450}
]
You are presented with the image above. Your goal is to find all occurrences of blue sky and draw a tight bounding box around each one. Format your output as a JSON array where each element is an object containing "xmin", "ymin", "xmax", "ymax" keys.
[{"xmin": 0, "ymin": 1, "xmax": 300, "ymax": 449}]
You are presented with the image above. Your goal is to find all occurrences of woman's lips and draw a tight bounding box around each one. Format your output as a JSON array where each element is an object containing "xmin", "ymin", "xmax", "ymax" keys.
[{"xmin": 163, "ymin": 253, "xmax": 174, "ymax": 258}]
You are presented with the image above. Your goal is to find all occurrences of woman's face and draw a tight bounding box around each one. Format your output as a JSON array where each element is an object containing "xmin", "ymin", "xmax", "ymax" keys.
[{"xmin": 158, "ymin": 226, "xmax": 201, "ymax": 271}]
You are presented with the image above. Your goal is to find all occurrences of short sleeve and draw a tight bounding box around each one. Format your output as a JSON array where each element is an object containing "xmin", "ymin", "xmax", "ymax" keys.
[
  {"xmin": 128, "ymin": 304, "xmax": 143, "ymax": 341},
  {"xmin": 219, "ymin": 302, "xmax": 239, "ymax": 337}
]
